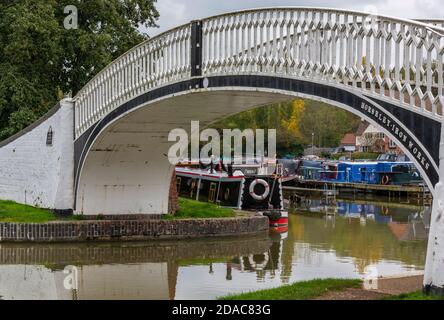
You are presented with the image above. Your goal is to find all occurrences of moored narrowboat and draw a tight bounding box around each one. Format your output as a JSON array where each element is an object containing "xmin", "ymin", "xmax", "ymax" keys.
[
  {"xmin": 175, "ymin": 163, "xmax": 288, "ymax": 228},
  {"xmin": 282, "ymin": 158, "xmax": 424, "ymax": 186}
]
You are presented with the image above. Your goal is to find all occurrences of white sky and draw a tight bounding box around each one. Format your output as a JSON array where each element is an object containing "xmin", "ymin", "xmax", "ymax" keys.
[{"xmin": 145, "ymin": 0, "xmax": 443, "ymax": 36}]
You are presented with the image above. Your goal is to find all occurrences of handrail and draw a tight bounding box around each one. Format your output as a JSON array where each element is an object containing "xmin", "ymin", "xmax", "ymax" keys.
[
  {"xmin": 72, "ymin": 7, "xmax": 444, "ymax": 139},
  {"xmin": 201, "ymin": 7, "xmax": 444, "ymax": 35}
]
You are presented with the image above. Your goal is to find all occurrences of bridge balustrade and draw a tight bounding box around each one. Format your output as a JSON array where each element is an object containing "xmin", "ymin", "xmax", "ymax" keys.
[{"xmin": 72, "ymin": 8, "xmax": 444, "ymax": 139}]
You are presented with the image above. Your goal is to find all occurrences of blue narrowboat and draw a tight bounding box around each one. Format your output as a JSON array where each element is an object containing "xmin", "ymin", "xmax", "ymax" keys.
[
  {"xmin": 285, "ymin": 158, "xmax": 424, "ymax": 186},
  {"xmin": 375, "ymin": 162, "xmax": 422, "ymax": 185},
  {"xmin": 336, "ymin": 162, "xmax": 379, "ymax": 184}
]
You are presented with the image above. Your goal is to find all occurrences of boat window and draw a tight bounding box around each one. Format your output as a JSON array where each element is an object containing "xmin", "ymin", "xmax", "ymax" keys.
[
  {"xmin": 46, "ymin": 126, "xmax": 54, "ymax": 146},
  {"xmin": 392, "ymin": 165, "xmax": 409, "ymax": 173}
]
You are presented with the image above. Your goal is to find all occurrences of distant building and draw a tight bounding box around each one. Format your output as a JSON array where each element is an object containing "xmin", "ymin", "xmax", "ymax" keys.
[
  {"xmin": 356, "ymin": 123, "xmax": 385, "ymax": 153},
  {"xmin": 353, "ymin": 121, "xmax": 403, "ymax": 155},
  {"xmin": 340, "ymin": 133, "xmax": 357, "ymax": 152}
]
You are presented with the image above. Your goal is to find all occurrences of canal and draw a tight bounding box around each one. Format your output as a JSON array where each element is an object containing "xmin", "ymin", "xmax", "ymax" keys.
[{"xmin": 0, "ymin": 197, "xmax": 429, "ymax": 300}]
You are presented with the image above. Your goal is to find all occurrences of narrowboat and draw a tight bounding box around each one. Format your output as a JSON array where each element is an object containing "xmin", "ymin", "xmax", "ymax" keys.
[
  {"xmin": 319, "ymin": 161, "xmax": 340, "ymax": 181},
  {"xmin": 299, "ymin": 160, "xmax": 323, "ymax": 180},
  {"xmin": 334, "ymin": 161, "xmax": 423, "ymax": 185},
  {"xmin": 280, "ymin": 157, "xmax": 424, "ymax": 187},
  {"xmin": 375, "ymin": 162, "xmax": 422, "ymax": 185},
  {"xmin": 175, "ymin": 161, "xmax": 288, "ymax": 228},
  {"xmin": 336, "ymin": 162, "xmax": 379, "ymax": 184}
]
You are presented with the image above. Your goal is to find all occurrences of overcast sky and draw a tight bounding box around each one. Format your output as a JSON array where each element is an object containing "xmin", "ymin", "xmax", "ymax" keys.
[{"xmin": 145, "ymin": 0, "xmax": 443, "ymax": 36}]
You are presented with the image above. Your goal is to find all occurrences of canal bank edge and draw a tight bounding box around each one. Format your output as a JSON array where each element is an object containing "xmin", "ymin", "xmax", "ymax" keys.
[{"xmin": 0, "ymin": 216, "xmax": 269, "ymax": 242}]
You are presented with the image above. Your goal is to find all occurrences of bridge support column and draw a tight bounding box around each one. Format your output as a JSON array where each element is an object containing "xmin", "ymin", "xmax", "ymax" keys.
[
  {"xmin": 424, "ymin": 121, "xmax": 444, "ymax": 296},
  {"xmin": 54, "ymin": 98, "xmax": 75, "ymax": 212}
]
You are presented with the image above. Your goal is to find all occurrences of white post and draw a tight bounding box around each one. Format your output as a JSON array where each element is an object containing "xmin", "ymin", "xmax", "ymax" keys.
[{"xmin": 424, "ymin": 118, "xmax": 444, "ymax": 295}]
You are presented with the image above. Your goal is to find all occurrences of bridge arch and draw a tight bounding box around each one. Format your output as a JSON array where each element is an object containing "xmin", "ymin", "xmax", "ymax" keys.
[
  {"xmin": 0, "ymin": 6, "xmax": 442, "ymax": 294},
  {"xmin": 74, "ymin": 75, "xmax": 440, "ymax": 215},
  {"xmin": 73, "ymin": 7, "xmax": 444, "ymax": 215}
]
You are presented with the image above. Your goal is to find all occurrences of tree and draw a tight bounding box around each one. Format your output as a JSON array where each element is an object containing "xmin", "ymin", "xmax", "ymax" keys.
[
  {"xmin": 298, "ymin": 100, "xmax": 361, "ymax": 148},
  {"xmin": 55, "ymin": 0, "xmax": 159, "ymax": 95},
  {"xmin": 0, "ymin": 0, "xmax": 159, "ymax": 140},
  {"xmin": 0, "ymin": 0, "xmax": 63, "ymax": 139},
  {"xmin": 281, "ymin": 100, "xmax": 304, "ymax": 140},
  {"xmin": 210, "ymin": 98, "xmax": 361, "ymax": 158}
]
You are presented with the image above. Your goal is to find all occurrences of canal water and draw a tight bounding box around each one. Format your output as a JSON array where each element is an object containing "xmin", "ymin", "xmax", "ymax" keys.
[{"xmin": 0, "ymin": 197, "xmax": 429, "ymax": 300}]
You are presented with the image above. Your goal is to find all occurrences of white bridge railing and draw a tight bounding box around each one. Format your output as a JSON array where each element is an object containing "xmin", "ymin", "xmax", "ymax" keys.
[
  {"xmin": 73, "ymin": 24, "xmax": 191, "ymax": 138},
  {"xmin": 201, "ymin": 8, "xmax": 444, "ymax": 117},
  {"xmin": 73, "ymin": 8, "xmax": 444, "ymax": 139}
]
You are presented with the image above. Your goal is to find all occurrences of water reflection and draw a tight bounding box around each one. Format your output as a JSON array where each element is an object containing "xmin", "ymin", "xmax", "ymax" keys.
[{"xmin": 0, "ymin": 198, "xmax": 429, "ymax": 300}]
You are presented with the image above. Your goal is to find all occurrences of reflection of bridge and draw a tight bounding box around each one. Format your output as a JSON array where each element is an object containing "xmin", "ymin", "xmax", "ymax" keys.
[
  {"xmin": 0, "ymin": 235, "xmax": 271, "ymax": 300},
  {"xmin": 0, "ymin": 7, "xmax": 444, "ymax": 293}
]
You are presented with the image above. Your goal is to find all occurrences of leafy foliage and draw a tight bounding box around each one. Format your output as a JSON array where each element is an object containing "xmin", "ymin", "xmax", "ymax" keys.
[
  {"xmin": 211, "ymin": 99, "xmax": 361, "ymax": 157},
  {"xmin": 298, "ymin": 100, "xmax": 361, "ymax": 148},
  {"xmin": 0, "ymin": 0, "xmax": 159, "ymax": 140}
]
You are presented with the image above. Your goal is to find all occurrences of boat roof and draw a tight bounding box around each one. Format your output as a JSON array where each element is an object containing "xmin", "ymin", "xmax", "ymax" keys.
[
  {"xmin": 339, "ymin": 162, "xmax": 379, "ymax": 165},
  {"xmin": 175, "ymin": 167, "xmax": 245, "ymax": 181}
]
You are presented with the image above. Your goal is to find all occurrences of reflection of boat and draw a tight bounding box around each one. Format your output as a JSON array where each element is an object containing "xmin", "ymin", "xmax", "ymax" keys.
[
  {"xmin": 270, "ymin": 225, "xmax": 289, "ymax": 234},
  {"xmin": 388, "ymin": 220, "xmax": 429, "ymax": 241},
  {"xmin": 270, "ymin": 223, "xmax": 289, "ymax": 237},
  {"xmin": 175, "ymin": 161, "xmax": 288, "ymax": 228}
]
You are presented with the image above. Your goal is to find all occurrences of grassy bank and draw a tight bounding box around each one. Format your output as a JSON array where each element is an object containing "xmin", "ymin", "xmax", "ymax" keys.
[
  {"xmin": 0, "ymin": 200, "xmax": 57, "ymax": 223},
  {"xmin": 219, "ymin": 279, "xmax": 362, "ymax": 300},
  {"xmin": 165, "ymin": 198, "xmax": 236, "ymax": 220},
  {"xmin": 0, "ymin": 198, "xmax": 236, "ymax": 223},
  {"xmin": 384, "ymin": 291, "xmax": 444, "ymax": 300}
]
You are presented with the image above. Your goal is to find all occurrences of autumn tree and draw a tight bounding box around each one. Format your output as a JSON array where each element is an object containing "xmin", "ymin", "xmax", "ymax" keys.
[
  {"xmin": 281, "ymin": 99, "xmax": 305, "ymax": 140},
  {"xmin": 211, "ymin": 98, "xmax": 361, "ymax": 158}
]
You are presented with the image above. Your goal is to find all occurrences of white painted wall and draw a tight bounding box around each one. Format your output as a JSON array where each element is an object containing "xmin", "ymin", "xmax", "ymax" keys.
[
  {"xmin": 0, "ymin": 99, "xmax": 74, "ymax": 210},
  {"xmin": 0, "ymin": 263, "xmax": 171, "ymax": 300}
]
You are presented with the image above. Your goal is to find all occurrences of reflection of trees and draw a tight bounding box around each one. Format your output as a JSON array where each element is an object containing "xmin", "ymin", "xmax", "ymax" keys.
[
  {"xmin": 288, "ymin": 214, "xmax": 427, "ymax": 274},
  {"xmin": 168, "ymin": 261, "xmax": 179, "ymax": 300},
  {"xmin": 222, "ymin": 211, "xmax": 426, "ymax": 283},
  {"xmin": 279, "ymin": 221, "xmax": 304, "ymax": 282}
]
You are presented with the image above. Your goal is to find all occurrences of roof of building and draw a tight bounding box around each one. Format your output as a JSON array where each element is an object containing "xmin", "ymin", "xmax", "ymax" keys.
[
  {"xmin": 356, "ymin": 121, "xmax": 370, "ymax": 136},
  {"xmin": 340, "ymin": 133, "xmax": 356, "ymax": 146}
]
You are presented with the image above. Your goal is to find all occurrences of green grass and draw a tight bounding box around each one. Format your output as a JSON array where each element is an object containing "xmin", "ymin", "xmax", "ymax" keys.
[
  {"xmin": 0, "ymin": 198, "xmax": 235, "ymax": 223},
  {"xmin": 164, "ymin": 198, "xmax": 236, "ymax": 220},
  {"xmin": 219, "ymin": 278, "xmax": 362, "ymax": 300},
  {"xmin": 384, "ymin": 291, "xmax": 444, "ymax": 300},
  {"xmin": 0, "ymin": 200, "xmax": 57, "ymax": 223}
]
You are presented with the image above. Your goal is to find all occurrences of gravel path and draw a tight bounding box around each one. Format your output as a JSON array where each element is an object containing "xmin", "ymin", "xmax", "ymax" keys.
[
  {"xmin": 315, "ymin": 274, "xmax": 424, "ymax": 300},
  {"xmin": 314, "ymin": 288, "xmax": 388, "ymax": 300}
]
